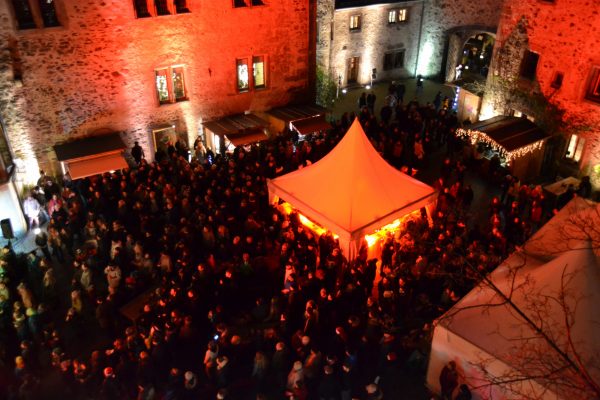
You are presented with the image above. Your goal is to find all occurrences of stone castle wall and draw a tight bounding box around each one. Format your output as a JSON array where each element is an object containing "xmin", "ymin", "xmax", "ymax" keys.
[
  {"xmin": 329, "ymin": 1, "xmax": 424, "ymax": 86},
  {"xmin": 0, "ymin": 0, "xmax": 311, "ymax": 180},
  {"xmin": 418, "ymin": 0, "xmax": 503, "ymax": 78},
  {"xmin": 482, "ymin": 0, "xmax": 600, "ymax": 182}
]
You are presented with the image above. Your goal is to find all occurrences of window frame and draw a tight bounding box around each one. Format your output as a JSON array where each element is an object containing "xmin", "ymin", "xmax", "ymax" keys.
[
  {"xmin": 134, "ymin": 0, "xmax": 190, "ymax": 18},
  {"xmin": 383, "ymin": 50, "xmax": 405, "ymax": 71},
  {"xmin": 349, "ymin": 14, "xmax": 361, "ymax": 31},
  {"xmin": 155, "ymin": 65, "xmax": 188, "ymax": 105},
  {"xmin": 236, "ymin": 56, "xmax": 268, "ymax": 93},
  {"xmin": 388, "ymin": 8, "xmax": 408, "ymax": 24},
  {"xmin": 233, "ymin": 0, "xmax": 265, "ymax": 8},
  {"xmin": 584, "ymin": 66, "xmax": 600, "ymax": 105},
  {"xmin": 10, "ymin": 0, "xmax": 61, "ymax": 30},
  {"xmin": 519, "ymin": 50, "xmax": 539, "ymax": 81},
  {"xmin": 564, "ymin": 134, "xmax": 585, "ymax": 163}
]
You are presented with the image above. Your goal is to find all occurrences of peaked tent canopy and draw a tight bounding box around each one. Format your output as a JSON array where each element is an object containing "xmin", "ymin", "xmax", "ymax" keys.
[
  {"xmin": 427, "ymin": 199, "xmax": 600, "ymax": 399},
  {"xmin": 267, "ymin": 118, "xmax": 437, "ymax": 257}
]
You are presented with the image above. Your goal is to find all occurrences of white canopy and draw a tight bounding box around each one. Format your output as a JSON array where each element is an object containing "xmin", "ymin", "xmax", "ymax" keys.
[
  {"xmin": 267, "ymin": 118, "xmax": 437, "ymax": 257},
  {"xmin": 427, "ymin": 199, "xmax": 600, "ymax": 399}
]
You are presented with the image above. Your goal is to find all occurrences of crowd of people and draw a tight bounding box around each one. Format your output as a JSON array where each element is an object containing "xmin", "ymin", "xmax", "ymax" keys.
[{"xmin": 0, "ymin": 87, "xmax": 560, "ymax": 400}]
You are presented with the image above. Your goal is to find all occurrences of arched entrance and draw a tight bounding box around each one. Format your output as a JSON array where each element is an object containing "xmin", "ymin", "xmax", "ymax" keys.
[{"xmin": 443, "ymin": 26, "xmax": 496, "ymax": 84}]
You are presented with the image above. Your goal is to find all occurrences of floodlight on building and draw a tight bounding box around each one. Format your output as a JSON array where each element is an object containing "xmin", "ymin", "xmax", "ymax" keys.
[{"xmin": 365, "ymin": 85, "xmax": 371, "ymax": 90}]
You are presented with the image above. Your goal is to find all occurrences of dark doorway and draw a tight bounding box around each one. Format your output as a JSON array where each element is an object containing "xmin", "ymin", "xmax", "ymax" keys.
[{"xmin": 347, "ymin": 56, "xmax": 360, "ymax": 84}]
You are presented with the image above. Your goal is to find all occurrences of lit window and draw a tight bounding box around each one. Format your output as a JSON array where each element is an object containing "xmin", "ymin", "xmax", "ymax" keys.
[
  {"xmin": 253, "ymin": 56, "xmax": 266, "ymax": 89},
  {"xmin": 383, "ymin": 51, "xmax": 405, "ymax": 71},
  {"xmin": 388, "ymin": 8, "xmax": 407, "ymax": 23},
  {"xmin": 11, "ymin": 0, "xmax": 60, "ymax": 29},
  {"xmin": 388, "ymin": 10, "xmax": 396, "ymax": 24},
  {"xmin": 350, "ymin": 15, "xmax": 360, "ymax": 31},
  {"xmin": 237, "ymin": 59, "xmax": 249, "ymax": 92},
  {"xmin": 172, "ymin": 67, "xmax": 186, "ymax": 100},
  {"xmin": 565, "ymin": 134, "xmax": 585, "ymax": 163},
  {"xmin": 236, "ymin": 56, "xmax": 267, "ymax": 92},
  {"xmin": 398, "ymin": 9, "xmax": 407, "ymax": 22},
  {"xmin": 585, "ymin": 66, "xmax": 600, "ymax": 104},
  {"xmin": 520, "ymin": 50, "xmax": 539, "ymax": 80},
  {"xmin": 155, "ymin": 66, "xmax": 187, "ymax": 104}
]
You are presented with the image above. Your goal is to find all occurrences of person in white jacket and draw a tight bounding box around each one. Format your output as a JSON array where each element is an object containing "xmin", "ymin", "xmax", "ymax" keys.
[{"xmin": 23, "ymin": 195, "xmax": 41, "ymax": 229}]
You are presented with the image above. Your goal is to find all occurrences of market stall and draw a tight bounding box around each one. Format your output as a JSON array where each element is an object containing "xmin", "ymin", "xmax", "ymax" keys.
[
  {"xmin": 457, "ymin": 116, "xmax": 549, "ymax": 181},
  {"xmin": 267, "ymin": 118, "xmax": 437, "ymax": 259},
  {"xmin": 266, "ymin": 104, "xmax": 329, "ymax": 138},
  {"xmin": 203, "ymin": 113, "xmax": 268, "ymax": 154},
  {"xmin": 53, "ymin": 133, "xmax": 128, "ymax": 180}
]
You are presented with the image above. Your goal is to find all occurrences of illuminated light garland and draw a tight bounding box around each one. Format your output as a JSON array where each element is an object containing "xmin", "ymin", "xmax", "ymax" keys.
[{"xmin": 455, "ymin": 128, "xmax": 545, "ymax": 163}]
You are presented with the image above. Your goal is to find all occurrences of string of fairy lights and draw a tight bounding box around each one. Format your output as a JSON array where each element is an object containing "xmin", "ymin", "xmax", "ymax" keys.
[{"xmin": 455, "ymin": 128, "xmax": 545, "ymax": 163}]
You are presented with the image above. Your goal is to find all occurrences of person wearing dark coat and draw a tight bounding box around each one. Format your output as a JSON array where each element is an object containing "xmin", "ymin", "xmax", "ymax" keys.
[{"xmin": 318, "ymin": 365, "xmax": 341, "ymax": 400}]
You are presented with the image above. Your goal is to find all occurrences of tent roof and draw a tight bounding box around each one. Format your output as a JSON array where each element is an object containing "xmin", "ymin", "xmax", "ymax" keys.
[
  {"xmin": 440, "ymin": 199, "xmax": 600, "ymax": 397},
  {"xmin": 267, "ymin": 118, "xmax": 437, "ymax": 240}
]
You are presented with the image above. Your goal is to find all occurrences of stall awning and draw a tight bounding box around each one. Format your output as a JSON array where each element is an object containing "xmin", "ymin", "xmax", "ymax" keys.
[
  {"xmin": 67, "ymin": 152, "xmax": 128, "ymax": 180},
  {"xmin": 53, "ymin": 133, "xmax": 128, "ymax": 179},
  {"xmin": 225, "ymin": 128, "xmax": 268, "ymax": 147},
  {"xmin": 457, "ymin": 116, "xmax": 549, "ymax": 161},
  {"xmin": 203, "ymin": 113, "xmax": 267, "ymax": 137},
  {"xmin": 267, "ymin": 104, "xmax": 329, "ymax": 123},
  {"xmin": 291, "ymin": 115, "xmax": 331, "ymax": 135}
]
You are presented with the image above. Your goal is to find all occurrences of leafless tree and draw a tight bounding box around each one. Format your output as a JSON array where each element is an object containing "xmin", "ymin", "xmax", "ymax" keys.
[{"xmin": 439, "ymin": 201, "xmax": 600, "ymax": 399}]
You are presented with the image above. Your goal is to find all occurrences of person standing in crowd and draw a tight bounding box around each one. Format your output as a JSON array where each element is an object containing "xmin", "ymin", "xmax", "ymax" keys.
[
  {"xmin": 131, "ymin": 141, "xmax": 145, "ymax": 165},
  {"xmin": 416, "ymin": 74, "xmax": 424, "ymax": 96},
  {"xmin": 439, "ymin": 361, "xmax": 459, "ymax": 400},
  {"xmin": 23, "ymin": 194, "xmax": 42, "ymax": 230}
]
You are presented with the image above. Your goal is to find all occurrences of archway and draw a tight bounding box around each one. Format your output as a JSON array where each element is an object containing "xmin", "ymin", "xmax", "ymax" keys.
[{"xmin": 443, "ymin": 26, "xmax": 496, "ymax": 84}]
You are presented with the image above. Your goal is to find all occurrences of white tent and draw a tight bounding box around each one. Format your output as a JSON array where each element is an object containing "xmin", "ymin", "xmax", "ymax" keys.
[
  {"xmin": 427, "ymin": 199, "xmax": 600, "ymax": 400},
  {"xmin": 267, "ymin": 118, "xmax": 437, "ymax": 258}
]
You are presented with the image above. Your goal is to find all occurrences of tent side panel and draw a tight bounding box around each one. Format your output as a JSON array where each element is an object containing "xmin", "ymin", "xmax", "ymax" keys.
[
  {"xmin": 428, "ymin": 326, "xmax": 557, "ymax": 399},
  {"xmin": 427, "ymin": 325, "xmax": 508, "ymax": 400}
]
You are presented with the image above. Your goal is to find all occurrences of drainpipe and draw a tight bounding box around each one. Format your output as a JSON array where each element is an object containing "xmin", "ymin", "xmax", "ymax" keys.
[{"xmin": 413, "ymin": 0, "xmax": 426, "ymax": 78}]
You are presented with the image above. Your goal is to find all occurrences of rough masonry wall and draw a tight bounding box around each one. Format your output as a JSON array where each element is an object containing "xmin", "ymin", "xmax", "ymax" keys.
[
  {"xmin": 419, "ymin": 0, "xmax": 502, "ymax": 78},
  {"xmin": 330, "ymin": 1, "xmax": 424, "ymax": 86},
  {"xmin": 0, "ymin": 0, "xmax": 311, "ymax": 180},
  {"xmin": 483, "ymin": 0, "xmax": 600, "ymax": 181},
  {"xmin": 316, "ymin": 0, "xmax": 335, "ymax": 72}
]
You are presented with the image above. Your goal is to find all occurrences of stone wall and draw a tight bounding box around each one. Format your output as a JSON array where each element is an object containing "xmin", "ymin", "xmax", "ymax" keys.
[
  {"xmin": 481, "ymin": 0, "xmax": 600, "ymax": 184},
  {"xmin": 0, "ymin": 0, "xmax": 312, "ymax": 181},
  {"xmin": 418, "ymin": 0, "xmax": 502, "ymax": 78},
  {"xmin": 329, "ymin": 1, "xmax": 424, "ymax": 86}
]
